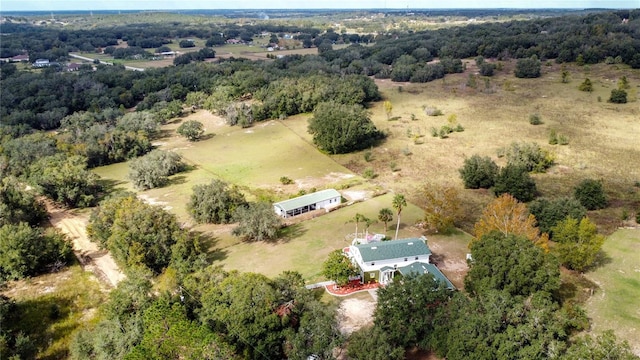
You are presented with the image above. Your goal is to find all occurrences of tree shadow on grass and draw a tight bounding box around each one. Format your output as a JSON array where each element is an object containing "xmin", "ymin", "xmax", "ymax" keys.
[
  {"xmin": 98, "ymin": 178, "xmax": 128, "ymax": 194},
  {"xmin": 198, "ymin": 133, "xmax": 216, "ymax": 141},
  {"xmin": 277, "ymin": 223, "xmax": 307, "ymax": 244},
  {"xmin": 192, "ymin": 231, "xmax": 228, "ymax": 263},
  {"xmin": 587, "ymin": 249, "xmax": 613, "ymax": 271},
  {"xmin": 166, "ymin": 175, "xmax": 188, "ymax": 186}
]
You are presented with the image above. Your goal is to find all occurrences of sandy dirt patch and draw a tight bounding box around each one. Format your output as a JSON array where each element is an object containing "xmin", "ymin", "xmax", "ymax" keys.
[
  {"xmin": 337, "ymin": 296, "xmax": 376, "ymax": 335},
  {"xmin": 45, "ymin": 201, "xmax": 125, "ymax": 288}
]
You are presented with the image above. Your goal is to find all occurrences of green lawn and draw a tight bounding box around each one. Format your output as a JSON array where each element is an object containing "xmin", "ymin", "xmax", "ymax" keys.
[
  {"xmin": 584, "ymin": 228, "xmax": 640, "ymax": 353},
  {"xmin": 216, "ymin": 192, "xmax": 432, "ymax": 282}
]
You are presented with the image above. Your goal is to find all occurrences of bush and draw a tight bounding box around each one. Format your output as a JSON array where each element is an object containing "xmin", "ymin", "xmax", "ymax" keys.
[
  {"xmin": 128, "ymin": 150, "xmax": 185, "ymax": 190},
  {"xmin": 0, "ymin": 223, "xmax": 73, "ymax": 281},
  {"xmin": 177, "ymin": 120, "xmax": 204, "ymax": 141},
  {"xmin": 574, "ymin": 179, "xmax": 607, "ymax": 210},
  {"xmin": 363, "ymin": 168, "xmax": 377, "ymax": 179},
  {"xmin": 459, "ymin": 155, "xmax": 499, "ymax": 189},
  {"xmin": 578, "ymin": 78, "xmax": 593, "ymax": 92},
  {"xmin": 187, "ymin": 179, "xmax": 247, "ymax": 224},
  {"xmin": 423, "ymin": 106, "xmax": 443, "ymax": 116},
  {"xmin": 528, "ymin": 197, "xmax": 587, "ymax": 236},
  {"xmin": 514, "ymin": 56, "xmax": 541, "ymax": 78},
  {"xmin": 502, "ymin": 142, "xmax": 554, "ymax": 173},
  {"xmin": 608, "ymin": 89, "xmax": 628, "ymax": 104},
  {"xmin": 493, "ymin": 165, "xmax": 537, "ymax": 202},
  {"xmin": 529, "ymin": 113, "xmax": 543, "ymax": 125},
  {"xmin": 232, "ymin": 202, "xmax": 282, "ymax": 241},
  {"xmin": 279, "ymin": 176, "xmax": 294, "ymax": 185},
  {"xmin": 549, "ymin": 129, "xmax": 558, "ymax": 145}
]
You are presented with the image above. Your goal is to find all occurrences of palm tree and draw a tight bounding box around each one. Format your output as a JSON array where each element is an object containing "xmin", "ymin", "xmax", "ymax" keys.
[
  {"xmin": 378, "ymin": 208, "xmax": 393, "ymax": 233},
  {"xmin": 349, "ymin": 213, "xmax": 369, "ymax": 240},
  {"xmin": 392, "ymin": 194, "xmax": 406, "ymax": 240}
]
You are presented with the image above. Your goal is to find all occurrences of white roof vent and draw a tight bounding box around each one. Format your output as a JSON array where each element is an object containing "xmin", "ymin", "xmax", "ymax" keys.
[
  {"xmin": 408, "ymin": 242, "xmax": 413, "ymax": 245},
  {"xmin": 371, "ymin": 246, "xmax": 377, "ymax": 250}
]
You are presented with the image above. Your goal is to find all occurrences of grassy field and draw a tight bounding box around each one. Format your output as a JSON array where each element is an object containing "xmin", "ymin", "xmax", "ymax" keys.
[
  {"xmin": 1, "ymin": 265, "xmax": 106, "ymax": 359},
  {"xmin": 289, "ymin": 61, "xmax": 640, "ymax": 233},
  {"xmin": 584, "ymin": 228, "xmax": 640, "ymax": 354}
]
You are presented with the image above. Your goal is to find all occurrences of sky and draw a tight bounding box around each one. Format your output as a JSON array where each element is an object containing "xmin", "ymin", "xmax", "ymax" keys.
[{"xmin": 1, "ymin": 0, "xmax": 637, "ymax": 11}]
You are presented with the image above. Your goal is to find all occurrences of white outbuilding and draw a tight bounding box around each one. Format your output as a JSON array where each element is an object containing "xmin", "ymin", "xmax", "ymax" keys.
[{"xmin": 273, "ymin": 189, "xmax": 341, "ymax": 218}]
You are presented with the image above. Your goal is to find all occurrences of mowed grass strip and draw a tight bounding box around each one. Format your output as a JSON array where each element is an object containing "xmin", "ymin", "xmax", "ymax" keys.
[{"xmin": 584, "ymin": 228, "xmax": 640, "ymax": 354}]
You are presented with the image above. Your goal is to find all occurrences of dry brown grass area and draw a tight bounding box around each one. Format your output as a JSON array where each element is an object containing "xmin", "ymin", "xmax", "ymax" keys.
[{"xmin": 323, "ymin": 62, "xmax": 640, "ymax": 233}]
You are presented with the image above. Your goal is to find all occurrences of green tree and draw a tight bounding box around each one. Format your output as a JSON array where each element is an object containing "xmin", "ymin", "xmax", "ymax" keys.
[
  {"xmin": 459, "ymin": 154, "xmax": 499, "ymax": 189},
  {"xmin": 0, "ymin": 176, "xmax": 47, "ymax": 226},
  {"xmin": 0, "ymin": 222, "xmax": 73, "ymax": 281},
  {"xmin": 232, "ymin": 202, "xmax": 281, "ymax": 241},
  {"xmin": 514, "ymin": 56, "xmax": 541, "ymax": 78},
  {"xmin": 574, "ymin": 179, "xmax": 607, "ymax": 210},
  {"xmin": 349, "ymin": 213, "xmax": 371, "ymax": 238},
  {"xmin": 528, "ymin": 197, "xmax": 587, "ymax": 236},
  {"xmin": 187, "ymin": 179, "xmax": 247, "ymax": 224},
  {"xmin": 465, "ymin": 232, "xmax": 560, "ymax": 298},
  {"xmin": 493, "ymin": 164, "xmax": 537, "ymax": 203},
  {"xmin": 307, "ymin": 102, "xmax": 384, "ymax": 154},
  {"xmin": 128, "ymin": 150, "xmax": 185, "ymax": 190},
  {"xmin": 321, "ymin": 249, "xmax": 358, "ymax": 286},
  {"xmin": 552, "ymin": 217, "xmax": 605, "ymax": 272},
  {"xmin": 608, "ymin": 89, "xmax": 628, "ymax": 104},
  {"xmin": 284, "ymin": 300, "xmax": 343, "ymax": 360},
  {"xmin": 126, "ymin": 299, "xmax": 238, "ymax": 360},
  {"xmin": 176, "ymin": 120, "xmax": 205, "ymax": 141},
  {"xmin": 29, "ymin": 154, "xmax": 102, "ymax": 207},
  {"xmin": 347, "ymin": 326, "xmax": 404, "ymax": 360},
  {"xmin": 578, "ymin": 78, "xmax": 593, "ymax": 92},
  {"xmin": 377, "ymin": 208, "xmax": 393, "ymax": 233},
  {"xmin": 87, "ymin": 195, "xmax": 196, "ymax": 273},
  {"xmin": 199, "ymin": 272, "xmax": 286, "ymax": 360},
  {"xmin": 445, "ymin": 290, "xmax": 574, "ymax": 360},
  {"xmin": 392, "ymin": 194, "xmax": 407, "ymax": 240},
  {"xmin": 503, "ymin": 142, "xmax": 554, "ymax": 173},
  {"xmin": 563, "ymin": 330, "xmax": 638, "ymax": 360},
  {"xmin": 375, "ymin": 274, "xmax": 452, "ymax": 349}
]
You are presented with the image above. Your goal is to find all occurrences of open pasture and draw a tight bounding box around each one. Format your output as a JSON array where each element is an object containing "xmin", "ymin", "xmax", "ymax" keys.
[
  {"xmin": 584, "ymin": 229, "xmax": 640, "ymax": 355},
  {"xmin": 281, "ymin": 61, "xmax": 640, "ymax": 232}
]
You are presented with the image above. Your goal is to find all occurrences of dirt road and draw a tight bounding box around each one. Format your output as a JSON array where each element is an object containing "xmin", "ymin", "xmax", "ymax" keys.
[{"xmin": 46, "ymin": 202, "xmax": 125, "ymax": 288}]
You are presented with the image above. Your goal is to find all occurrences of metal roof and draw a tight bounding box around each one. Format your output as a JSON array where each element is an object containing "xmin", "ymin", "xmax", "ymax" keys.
[
  {"xmin": 356, "ymin": 238, "xmax": 431, "ymax": 262},
  {"xmin": 273, "ymin": 189, "xmax": 341, "ymax": 212},
  {"xmin": 397, "ymin": 262, "xmax": 455, "ymax": 289}
]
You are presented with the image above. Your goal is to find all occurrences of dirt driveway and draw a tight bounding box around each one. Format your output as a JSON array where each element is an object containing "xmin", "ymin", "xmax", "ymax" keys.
[{"xmin": 46, "ymin": 202, "xmax": 125, "ymax": 288}]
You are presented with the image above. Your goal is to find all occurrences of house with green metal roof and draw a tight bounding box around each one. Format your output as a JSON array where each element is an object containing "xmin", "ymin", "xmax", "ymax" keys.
[
  {"xmin": 344, "ymin": 237, "xmax": 454, "ymax": 288},
  {"xmin": 273, "ymin": 189, "xmax": 341, "ymax": 218}
]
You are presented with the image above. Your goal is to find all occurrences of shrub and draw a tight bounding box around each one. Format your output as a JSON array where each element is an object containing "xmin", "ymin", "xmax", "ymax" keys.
[
  {"xmin": 455, "ymin": 124, "xmax": 465, "ymax": 132},
  {"xmin": 364, "ymin": 150, "xmax": 373, "ymax": 162},
  {"xmin": 514, "ymin": 56, "xmax": 541, "ymax": 78},
  {"xmin": 0, "ymin": 223, "xmax": 73, "ymax": 281},
  {"xmin": 188, "ymin": 179, "xmax": 247, "ymax": 224},
  {"xmin": 430, "ymin": 127, "xmax": 438, "ymax": 137},
  {"xmin": 574, "ymin": 179, "xmax": 607, "ymax": 210},
  {"xmin": 128, "ymin": 150, "xmax": 185, "ymax": 190},
  {"xmin": 493, "ymin": 165, "xmax": 537, "ymax": 202},
  {"xmin": 232, "ymin": 202, "xmax": 282, "ymax": 241},
  {"xmin": 279, "ymin": 176, "xmax": 294, "ymax": 185},
  {"xmin": 558, "ymin": 134, "xmax": 569, "ymax": 145},
  {"xmin": 503, "ymin": 142, "xmax": 554, "ymax": 173},
  {"xmin": 636, "ymin": 210, "xmax": 640, "ymax": 224},
  {"xmin": 529, "ymin": 113, "xmax": 543, "ymax": 125},
  {"xmin": 423, "ymin": 106, "xmax": 443, "ymax": 116},
  {"xmin": 363, "ymin": 168, "xmax": 377, "ymax": 179},
  {"xmin": 459, "ymin": 155, "xmax": 499, "ymax": 189},
  {"xmin": 177, "ymin": 120, "xmax": 204, "ymax": 141},
  {"xmin": 549, "ymin": 129, "xmax": 558, "ymax": 145},
  {"xmin": 578, "ymin": 78, "xmax": 593, "ymax": 92},
  {"xmin": 608, "ymin": 89, "xmax": 627, "ymax": 104}
]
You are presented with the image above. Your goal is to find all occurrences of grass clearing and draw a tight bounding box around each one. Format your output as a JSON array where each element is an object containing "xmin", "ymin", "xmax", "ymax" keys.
[
  {"xmin": 1, "ymin": 265, "xmax": 106, "ymax": 360},
  {"xmin": 583, "ymin": 228, "xmax": 640, "ymax": 355}
]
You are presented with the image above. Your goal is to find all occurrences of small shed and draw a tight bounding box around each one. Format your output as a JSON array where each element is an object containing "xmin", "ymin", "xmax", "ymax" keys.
[{"xmin": 273, "ymin": 189, "xmax": 341, "ymax": 218}]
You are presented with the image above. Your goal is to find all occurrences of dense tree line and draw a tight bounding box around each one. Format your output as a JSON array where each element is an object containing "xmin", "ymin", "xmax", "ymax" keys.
[{"xmin": 71, "ymin": 267, "xmax": 342, "ymax": 360}]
